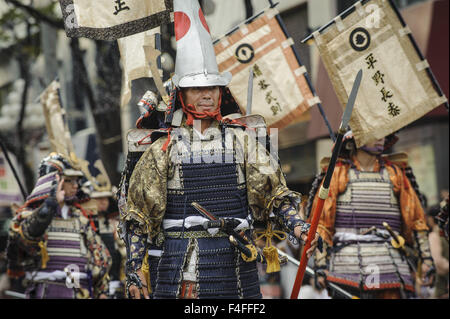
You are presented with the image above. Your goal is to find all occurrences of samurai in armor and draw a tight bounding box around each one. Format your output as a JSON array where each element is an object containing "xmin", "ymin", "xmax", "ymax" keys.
[
  {"xmin": 90, "ymin": 186, "xmax": 126, "ymax": 298},
  {"xmin": 6, "ymin": 153, "xmax": 111, "ymax": 299},
  {"xmin": 120, "ymin": 0, "xmax": 319, "ymax": 299},
  {"xmin": 117, "ymin": 89, "xmax": 167, "ymax": 299},
  {"xmin": 307, "ymin": 131, "xmax": 435, "ymax": 299}
]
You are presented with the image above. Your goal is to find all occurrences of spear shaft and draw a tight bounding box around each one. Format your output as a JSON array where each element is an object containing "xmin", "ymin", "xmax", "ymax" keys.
[{"xmin": 290, "ymin": 69, "xmax": 363, "ymax": 299}]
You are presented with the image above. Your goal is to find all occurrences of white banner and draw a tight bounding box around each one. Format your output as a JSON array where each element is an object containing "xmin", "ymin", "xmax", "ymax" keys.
[
  {"xmin": 118, "ymin": 27, "xmax": 160, "ymax": 107},
  {"xmin": 59, "ymin": 0, "xmax": 173, "ymax": 40},
  {"xmin": 312, "ymin": 0, "xmax": 447, "ymax": 147}
]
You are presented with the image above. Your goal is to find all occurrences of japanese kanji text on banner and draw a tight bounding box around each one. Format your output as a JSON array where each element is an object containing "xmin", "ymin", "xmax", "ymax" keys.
[
  {"xmin": 214, "ymin": 8, "xmax": 318, "ymax": 129},
  {"xmin": 311, "ymin": 0, "xmax": 447, "ymax": 147},
  {"xmin": 59, "ymin": 0, "xmax": 173, "ymax": 40}
]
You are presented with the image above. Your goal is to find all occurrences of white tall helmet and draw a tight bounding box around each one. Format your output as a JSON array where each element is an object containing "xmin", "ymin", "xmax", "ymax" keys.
[{"xmin": 171, "ymin": 0, "xmax": 231, "ymax": 88}]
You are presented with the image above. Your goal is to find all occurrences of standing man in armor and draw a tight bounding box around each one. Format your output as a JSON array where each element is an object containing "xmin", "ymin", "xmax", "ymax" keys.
[
  {"xmin": 6, "ymin": 153, "xmax": 111, "ymax": 299},
  {"xmin": 120, "ymin": 0, "xmax": 319, "ymax": 299},
  {"xmin": 307, "ymin": 131, "xmax": 435, "ymax": 299},
  {"xmin": 91, "ymin": 186, "xmax": 126, "ymax": 298}
]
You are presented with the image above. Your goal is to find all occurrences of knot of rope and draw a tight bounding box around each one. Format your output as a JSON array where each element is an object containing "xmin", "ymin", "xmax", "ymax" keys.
[{"xmin": 255, "ymin": 222, "xmax": 286, "ymax": 273}]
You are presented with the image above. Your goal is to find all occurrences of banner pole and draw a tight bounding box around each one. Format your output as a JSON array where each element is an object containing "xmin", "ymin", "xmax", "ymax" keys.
[{"xmin": 301, "ymin": 0, "xmax": 372, "ymax": 44}]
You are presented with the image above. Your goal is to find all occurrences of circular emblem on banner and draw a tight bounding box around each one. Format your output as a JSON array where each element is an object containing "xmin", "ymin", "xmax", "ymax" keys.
[
  {"xmin": 349, "ymin": 27, "xmax": 371, "ymax": 51},
  {"xmin": 235, "ymin": 43, "xmax": 255, "ymax": 64}
]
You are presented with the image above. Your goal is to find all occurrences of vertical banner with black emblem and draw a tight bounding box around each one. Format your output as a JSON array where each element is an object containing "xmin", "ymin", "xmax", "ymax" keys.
[
  {"xmin": 214, "ymin": 7, "xmax": 318, "ymax": 129},
  {"xmin": 59, "ymin": 0, "xmax": 173, "ymax": 40},
  {"xmin": 310, "ymin": 0, "xmax": 447, "ymax": 147}
]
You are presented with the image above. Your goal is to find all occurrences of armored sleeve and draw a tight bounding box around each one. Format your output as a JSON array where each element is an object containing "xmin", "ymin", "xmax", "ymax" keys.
[
  {"xmin": 6, "ymin": 200, "xmax": 59, "ymax": 278},
  {"xmin": 413, "ymin": 230, "xmax": 434, "ymax": 267},
  {"xmin": 240, "ymin": 128, "xmax": 310, "ymax": 238},
  {"xmin": 21, "ymin": 197, "xmax": 59, "ymax": 241},
  {"xmin": 125, "ymin": 136, "xmax": 169, "ymax": 239},
  {"xmin": 124, "ymin": 220, "xmax": 148, "ymax": 273},
  {"xmin": 273, "ymin": 200, "xmax": 311, "ymax": 240}
]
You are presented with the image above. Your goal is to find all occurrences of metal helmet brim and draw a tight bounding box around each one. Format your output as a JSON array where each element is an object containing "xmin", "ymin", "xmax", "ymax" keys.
[
  {"xmin": 172, "ymin": 71, "xmax": 232, "ymax": 88},
  {"xmin": 62, "ymin": 169, "xmax": 84, "ymax": 177}
]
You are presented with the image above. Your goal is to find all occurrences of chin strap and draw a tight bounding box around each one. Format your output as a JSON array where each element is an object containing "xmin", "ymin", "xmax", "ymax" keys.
[{"xmin": 178, "ymin": 90, "xmax": 223, "ymax": 126}]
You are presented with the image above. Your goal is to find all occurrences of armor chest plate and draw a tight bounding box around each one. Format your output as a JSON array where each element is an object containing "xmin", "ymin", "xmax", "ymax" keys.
[
  {"xmin": 335, "ymin": 168, "xmax": 401, "ymax": 234},
  {"xmin": 154, "ymin": 129, "xmax": 260, "ymax": 299},
  {"xmin": 329, "ymin": 169, "xmax": 413, "ymax": 291},
  {"xmin": 165, "ymin": 131, "xmax": 248, "ymax": 223},
  {"xmin": 47, "ymin": 218, "xmax": 87, "ymax": 258},
  {"xmin": 44, "ymin": 216, "xmax": 88, "ymax": 272}
]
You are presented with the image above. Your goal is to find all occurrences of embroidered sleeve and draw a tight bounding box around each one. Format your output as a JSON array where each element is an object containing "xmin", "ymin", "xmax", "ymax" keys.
[
  {"xmin": 124, "ymin": 220, "xmax": 148, "ymax": 273},
  {"xmin": 21, "ymin": 198, "xmax": 59, "ymax": 241},
  {"xmin": 6, "ymin": 212, "xmax": 40, "ymax": 277},
  {"xmin": 112, "ymin": 219, "xmax": 127, "ymax": 281},
  {"xmin": 273, "ymin": 201, "xmax": 310, "ymax": 240},
  {"xmin": 239, "ymin": 128, "xmax": 309, "ymax": 239},
  {"xmin": 125, "ymin": 137, "xmax": 169, "ymax": 238},
  {"xmin": 6, "ymin": 204, "xmax": 56, "ymax": 277}
]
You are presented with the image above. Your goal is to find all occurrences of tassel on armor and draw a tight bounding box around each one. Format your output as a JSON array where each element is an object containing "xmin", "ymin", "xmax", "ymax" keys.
[{"xmin": 255, "ymin": 222, "xmax": 286, "ymax": 273}]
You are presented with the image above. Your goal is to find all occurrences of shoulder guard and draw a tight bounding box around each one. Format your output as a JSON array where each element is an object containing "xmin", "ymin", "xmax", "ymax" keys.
[
  {"xmin": 319, "ymin": 157, "xmax": 331, "ymax": 171},
  {"xmin": 127, "ymin": 129, "xmax": 156, "ymax": 153},
  {"xmin": 383, "ymin": 152, "xmax": 426, "ymax": 207},
  {"xmin": 383, "ymin": 152, "xmax": 409, "ymax": 167},
  {"xmin": 319, "ymin": 156, "xmax": 348, "ymax": 171},
  {"xmin": 127, "ymin": 128, "xmax": 170, "ymax": 152},
  {"xmin": 223, "ymin": 114, "xmax": 267, "ymax": 130},
  {"xmin": 150, "ymin": 129, "xmax": 170, "ymax": 144}
]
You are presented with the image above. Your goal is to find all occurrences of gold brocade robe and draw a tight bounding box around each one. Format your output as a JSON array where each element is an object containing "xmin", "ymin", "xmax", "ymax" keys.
[{"xmin": 123, "ymin": 119, "xmax": 303, "ymax": 239}]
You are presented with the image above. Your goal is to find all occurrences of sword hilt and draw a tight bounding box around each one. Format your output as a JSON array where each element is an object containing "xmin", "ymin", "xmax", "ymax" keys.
[
  {"xmin": 203, "ymin": 219, "xmax": 241, "ymax": 234},
  {"xmin": 192, "ymin": 202, "xmax": 260, "ymax": 261},
  {"xmin": 229, "ymin": 235, "xmax": 252, "ymax": 258},
  {"xmin": 383, "ymin": 222, "xmax": 405, "ymax": 250},
  {"xmin": 204, "ymin": 220, "xmax": 224, "ymax": 229},
  {"xmin": 383, "ymin": 222, "xmax": 399, "ymax": 242}
]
